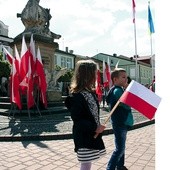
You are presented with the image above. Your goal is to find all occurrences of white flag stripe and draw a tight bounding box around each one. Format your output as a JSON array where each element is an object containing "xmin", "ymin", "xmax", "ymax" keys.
[{"xmin": 126, "ymin": 80, "xmax": 161, "ymax": 108}]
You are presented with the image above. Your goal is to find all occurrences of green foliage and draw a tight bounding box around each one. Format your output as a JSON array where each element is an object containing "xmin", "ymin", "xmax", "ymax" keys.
[
  {"xmin": 58, "ymin": 69, "xmax": 74, "ymax": 82},
  {"xmin": 55, "ymin": 65, "xmax": 61, "ymax": 71},
  {"xmin": 0, "ymin": 60, "xmax": 11, "ymax": 79},
  {"xmin": 0, "ymin": 52, "xmax": 3, "ymax": 61},
  {"xmin": 0, "ymin": 52, "xmax": 11, "ymax": 79}
]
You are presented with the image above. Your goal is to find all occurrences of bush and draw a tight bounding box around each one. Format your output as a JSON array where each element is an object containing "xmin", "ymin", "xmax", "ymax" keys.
[
  {"xmin": 0, "ymin": 53, "xmax": 11, "ymax": 81},
  {"xmin": 58, "ymin": 69, "xmax": 74, "ymax": 82}
]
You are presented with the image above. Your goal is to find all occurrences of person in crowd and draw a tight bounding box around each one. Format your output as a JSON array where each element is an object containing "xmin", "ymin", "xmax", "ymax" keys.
[
  {"xmin": 65, "ymin": 59, "xmax": 106, "ymax": 170},
  {"xmin": 106, "ymin": 68, "xmax": 133, "ymax": 170}
]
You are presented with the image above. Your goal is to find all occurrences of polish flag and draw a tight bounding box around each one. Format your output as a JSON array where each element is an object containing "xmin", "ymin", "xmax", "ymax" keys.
[
  {"xmin": 11, "ymin": 58, "xmax": 22, "ymax": 110},
  {"xmin": 35, "ymin": 47, "xmax": 47, "ymax": 108},
  {"xmin": 119, "ymin": 80, "xmax": 161, "ymax": 120},
  {"xmin": 27, "ymin": 58, "xmax": 35, "ymax": 109},
  {"xmin": 20, "ymin": 35, "xmax": 30, "ymax": 82},
  {"xmin": 103, "ymin": 58, "xmax": 111, "ymax": 88},
  {"xmin": 3, "ymin": 47, "xmax": 14, "ymax": 65},
  {"xmin": 107, "ymin": 57, "xmax": 111, "ymax": 88},
  {"xmin": 103, "ymin": 60, "xmax": 107, "ymax": 87},
  {"xmin": 29, "ymin": 34, "xmax": 36, "ymax": 75},
  {"xmin": 20, "ymin": 35, "xmax": 30, "ymax": 94},
  {"xmin": 132, "ymin": 0, "xmax": 136, "ymax": 23},
  {"xmin": 14, "ymin": 45, "xmax": 20, "ymax": 75},
  {"xmin": 96, "ymin": 65, "xmax": 102, "ymax": 102}
]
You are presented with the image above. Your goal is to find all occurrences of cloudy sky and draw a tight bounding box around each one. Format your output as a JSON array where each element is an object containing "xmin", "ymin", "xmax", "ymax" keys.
[{"xmin": 0, "ymin": 0, "xmax": 155, "ymax": 58}]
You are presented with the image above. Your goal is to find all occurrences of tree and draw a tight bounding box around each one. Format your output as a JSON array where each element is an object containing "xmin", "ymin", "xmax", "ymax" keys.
[
  {"xmin": 58, "ymin": 69, "xmax": 74, "ymax": 82},
  {"xmin": 0, "ymin": 52, "xmax": 11, "ymax": 81}
]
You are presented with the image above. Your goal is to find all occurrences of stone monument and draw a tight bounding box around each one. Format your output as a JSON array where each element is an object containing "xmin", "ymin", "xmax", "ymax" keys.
[{"xmin": 11, "ymin": 0, "xmax": 65, "ymax": 102}]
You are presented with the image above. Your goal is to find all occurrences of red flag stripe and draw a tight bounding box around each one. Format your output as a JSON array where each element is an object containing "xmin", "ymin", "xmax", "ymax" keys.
[
  {"xmin": 132, "ymin": 0, "xmax": 136, "ymax": 23},
  {"xmin": 3, "ymin": 47, "xmax": 13, "ymax": 64},
  {"xmin": 120, "ymin": 91, "xmax": 156, "ymax": 120}
]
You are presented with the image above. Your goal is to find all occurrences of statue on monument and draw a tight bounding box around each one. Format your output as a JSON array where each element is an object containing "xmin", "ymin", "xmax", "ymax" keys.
[{"xmin": 17, "ymin": 0, "xmax": 61, "ymax": 39}]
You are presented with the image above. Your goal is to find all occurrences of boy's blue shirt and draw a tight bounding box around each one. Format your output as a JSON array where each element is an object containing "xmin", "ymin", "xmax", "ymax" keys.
[{"xmin": 108, "ymin": 85, "xmax": 132, "ymax": 127}]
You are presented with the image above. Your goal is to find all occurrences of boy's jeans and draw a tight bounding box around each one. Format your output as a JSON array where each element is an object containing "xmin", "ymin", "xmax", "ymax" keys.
[{"xmin": 106, "ymin": 125, "xmax": 128, "ymax": 170}]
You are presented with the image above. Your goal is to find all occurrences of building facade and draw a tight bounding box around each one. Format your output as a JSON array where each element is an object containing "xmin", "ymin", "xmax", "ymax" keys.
[
  {"xmin": 0, "ymin": 20, "xmax": 13, "ymax": 59},
  {"xmin": 92, "ymin": 53, "xmax": 153, "ymax": 86}
]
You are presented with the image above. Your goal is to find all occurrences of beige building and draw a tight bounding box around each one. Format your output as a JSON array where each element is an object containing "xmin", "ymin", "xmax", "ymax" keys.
[{"xmin": 0, "ymin": 20, "xmax": 13, "ymax": 59}]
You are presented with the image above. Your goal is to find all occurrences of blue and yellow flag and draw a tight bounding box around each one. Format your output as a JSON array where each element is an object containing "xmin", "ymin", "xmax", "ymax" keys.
[{"xmin": 148, "ymin": 2, "xmax": 155, "ymax": 34}]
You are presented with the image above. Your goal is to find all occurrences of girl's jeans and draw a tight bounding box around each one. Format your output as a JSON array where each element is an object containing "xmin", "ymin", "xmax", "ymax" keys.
[{"xmin": 106, "ymin": 125, "xmax": 128, "ymax": 170}]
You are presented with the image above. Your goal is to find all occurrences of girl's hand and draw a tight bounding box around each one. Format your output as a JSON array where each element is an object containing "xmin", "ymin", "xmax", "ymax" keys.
[{"xmin": 95, "ymin": 124, "xmax": 106, "ymax": 134}]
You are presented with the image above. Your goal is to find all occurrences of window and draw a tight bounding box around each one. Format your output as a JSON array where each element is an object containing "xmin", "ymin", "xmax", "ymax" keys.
[
  {"xmin": 56, "ymin": 55, "xmax": 73, "ymax": 69},
  {"xmin": 0, "ymin": 24, "xmax": 2, "ymax": 35}
]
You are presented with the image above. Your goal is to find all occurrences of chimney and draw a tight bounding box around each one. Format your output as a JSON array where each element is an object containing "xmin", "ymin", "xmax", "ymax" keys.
[
  {"xmin": 65, "ymin": 47, "xmax": 68, "ymax": 52},
  {"xmin": 69, "ymin": 50, "xmax": 74, "ymax": 54}
]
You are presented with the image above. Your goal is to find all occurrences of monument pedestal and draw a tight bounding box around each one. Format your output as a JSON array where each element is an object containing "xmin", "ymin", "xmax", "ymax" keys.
[{"xmin": 47, "ymin": 90, "xmax": 62, "ymax": 102}]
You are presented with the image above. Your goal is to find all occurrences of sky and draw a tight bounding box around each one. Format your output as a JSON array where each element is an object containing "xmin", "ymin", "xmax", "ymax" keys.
[{"xmin": 0, "ymin": 0, "xmax": 155, "ymax": 58}]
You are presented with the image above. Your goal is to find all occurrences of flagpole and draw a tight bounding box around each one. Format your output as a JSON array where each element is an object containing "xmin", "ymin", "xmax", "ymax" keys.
[
  {"xmin": 132, "ymin": 0, "xmax": 138, "ymax": 82},
  {"xmin": 133, "ymin": 22, "xmax": 138, "ymax": 82},
  {"xmin": 150, "ymin": 34, "xmax": 154, "ymax": 80},
  {"xmin": 148, "ymin": 1, "xmax": 155, "ymax": 81}
]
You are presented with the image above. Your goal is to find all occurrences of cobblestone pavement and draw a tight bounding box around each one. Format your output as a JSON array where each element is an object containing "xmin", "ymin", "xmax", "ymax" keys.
[
  {"xmin": 0, "ymin": 103, "xmax": 155, "ymax": 169},
  {"xmin": 0, "ymin": 106, "xmax": 151, "ymax": 141},
  {"xmin": 0, "ymin": 124, "xmax": 155, "ymax": 170}
]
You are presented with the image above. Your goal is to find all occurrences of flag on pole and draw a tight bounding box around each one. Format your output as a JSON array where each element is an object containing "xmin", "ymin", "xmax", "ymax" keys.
[
  {"xmin": 3, "ymin": 47, "xmax": 13, "ymax": 65},
  {"xmin": 107, "ymin": 57, "xmax": 111, "ymax": 88},
  {"xmin": 103, "ymin": 58, "xmax": 111, "ymax": 88},
  {"xmin": 103, "ymin": 60, "xmax": 107, "ymax": 87},
  {"xmin": 119, "ymin": 80, "xmax": 161, "ymax": 120},
  {"xmin": 11, "ymin": 58, "xmax": 22, "ymax": 110},
  {"xmin": 27, "ymin": 58, "xmax": 35, "ymax": 109},
  {"xmin": 29, "ymin": 34, "xmax": 36, "ymax": 74},
  {"xmin": 148, "ymin": 1, "xmax": 155, "ymax": 34},
  {"xmin": 35, "ymin": 47, "xmax": 47, "ymax": 108},
  {"xmin": 20, "ymin": 35, "xmax": 30, "ymax": 94},
  {"xmin": 132, "ymin": 0, "xmax": 136, "ymax": 23},
  {"xmin": 20, "ymin": 35, "xmax": 30, "ymax": 82},
  {"xmin": 14, "ymin": 45, "xmax": 20, "ymax": 75},
  {"xmin": 96, "ymin": 64, "xmax": 102, "ymax": 102},
  {"xmin": 115, "ymin": 60, "xmax": 120, "ymax": 69}
]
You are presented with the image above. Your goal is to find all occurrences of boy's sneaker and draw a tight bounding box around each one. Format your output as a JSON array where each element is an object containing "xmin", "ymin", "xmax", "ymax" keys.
[{"xmin": 116, "ymin": 166, "xmax": 128, "ymax": 170}]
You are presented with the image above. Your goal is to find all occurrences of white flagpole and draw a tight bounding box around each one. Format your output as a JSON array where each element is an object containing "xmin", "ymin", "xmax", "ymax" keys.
[
  {"xmin": 132, "ymin": 0, "xmax": 138, "ymax": 82},
  {"xmin": 133, "ymin": 22, "xmax": 138, "ymax": 82},
  {"xmin": 150, "ymin": 34, "xmax": 154, "ymax": 80}
]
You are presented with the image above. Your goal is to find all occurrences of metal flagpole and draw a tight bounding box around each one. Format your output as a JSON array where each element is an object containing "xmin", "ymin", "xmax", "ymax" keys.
[
  {"xmin": 132, "ymin": 0, "xmax": 138, "ymax": 82},
  {"xmin": 150, "ymin": 34, "xmax": 154, "ymax": 80},
  {"xmin": 133, "ymin": 22, "xmax": 138, "ymax": 82},
  {"xmin": 148, "ymin": 1, "xmax": 155, "ymax": 81}
]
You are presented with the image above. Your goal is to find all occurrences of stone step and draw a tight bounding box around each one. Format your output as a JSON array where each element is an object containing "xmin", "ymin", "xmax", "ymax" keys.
[
  {"xmin": 0, "ymin": 106, "xmax": 69, "ymax": 117},
  {"xmin": 0, "ymin": 97, "xmax": 66, "ymax": 109}
]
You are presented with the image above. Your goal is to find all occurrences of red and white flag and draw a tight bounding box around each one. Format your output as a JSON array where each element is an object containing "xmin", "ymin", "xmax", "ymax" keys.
[
  {"xmin": 132, "ymin": 0, "xmax": 136, "ymax": 23},
  {"xmin": 119, "ymin": 80, "xmax": 161, "ymax": 120},
  {"xmin": 11, "ymin": 58, "xmax": 22, "ymax": 110},
  {"xmin": 29, "ymin": 34, "xmax": 36, "ymax": 75},
  {"xmin": 103, "ymin": 60, "xmax": 107, "ymax": 87},
  {"xmin": 96, "ymin": 64, "xmax": 102, "ymax": 102},
  {"xmin": 20, "ymin": 35, "xmax": 30, "ymax": 82},
  {"xmin": 27, "ymin": 58, "xmax": 35, "ymax": 109},
  {"xmin": 3, "ymin": 47, "xmax": 14, "ymax": 65},
  {"xmin": 14, "ymin": 45, "xmax": 20, "ymax": 75},
  {"xmin": 107, "ymin": 57, "xmax": 111, "ymax": 88},
  {"xmin": 103, "ymin": 58, "xmax": 111, "ymax": 88},
  {"xmin": 35, "ymin": 47, "xmax": 47, "ymax": 108},
  {"xmin": 19, "ymin": 35, "xmax": 30, "ymax": 94}
]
